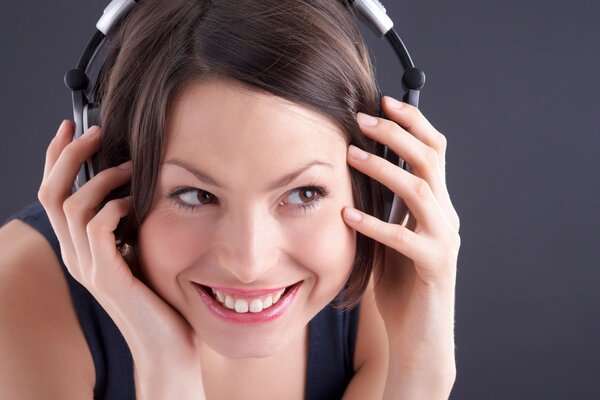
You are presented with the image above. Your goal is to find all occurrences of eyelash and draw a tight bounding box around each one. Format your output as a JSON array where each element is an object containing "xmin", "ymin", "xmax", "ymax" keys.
[{"xmin": 167, "ymin": 184, "xmax": 329, "ymax": 214}]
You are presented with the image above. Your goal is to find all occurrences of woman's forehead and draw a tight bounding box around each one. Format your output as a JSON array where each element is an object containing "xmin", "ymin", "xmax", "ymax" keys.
[
  {"xmin": 162, "ymin": 80, "xmax": 348, "ymax": 178},
  {"xmin": 165, "ymin": 80, "xmax": 346, "ymax": 149}
]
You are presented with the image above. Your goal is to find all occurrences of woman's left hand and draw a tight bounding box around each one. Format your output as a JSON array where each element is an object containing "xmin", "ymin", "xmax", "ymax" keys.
[{"xmin": 342, "ymin": 96, "xmax": 460, "ymax": 390}]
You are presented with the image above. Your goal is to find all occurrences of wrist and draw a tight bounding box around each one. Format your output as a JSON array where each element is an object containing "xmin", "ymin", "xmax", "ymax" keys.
[
  {"xmin": 384, "ymin": 347, "xmax": 456, "ymax": 400},
  {"xmin": 134, "ymin": 360, "xmax": 206, "ymax": 400},
  {"xmin": 126, "ymin": 330, "xmax": 206, "ymax": 399},
  {"xmin": 384, "ymin": 277, "xmax": 456, "ymax": 362}
]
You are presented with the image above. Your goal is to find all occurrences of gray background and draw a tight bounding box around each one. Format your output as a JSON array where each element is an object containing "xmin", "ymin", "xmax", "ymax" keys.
[{"xmin": 1, "ymin": 1, "xmax": 599, "ymax": 398}]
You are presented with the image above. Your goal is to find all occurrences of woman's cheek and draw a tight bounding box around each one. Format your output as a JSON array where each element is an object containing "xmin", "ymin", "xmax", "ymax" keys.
[
  {"xmin": 287, "ymin": 207, "xmax": 357, "ymax": 298},
  {"xmin": 137, "ymin": 199, "xmax": 356, "ymax": 307},
  {"xmin": 137, "ymin": 209, "xmax": 214, "ymax": 295}
]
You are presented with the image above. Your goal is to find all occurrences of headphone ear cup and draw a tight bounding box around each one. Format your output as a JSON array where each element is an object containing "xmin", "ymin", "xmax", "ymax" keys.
[
  {"xmin": 374, "ymin": 92, "xmax": 409, "ymax": 223},
  {"xmin": 84, "ymin": 102, "xmax": 103, "ymax": 129},
  {"xmin": 82, "ymin": 103, "xmax": 101, "ymax": 179}
]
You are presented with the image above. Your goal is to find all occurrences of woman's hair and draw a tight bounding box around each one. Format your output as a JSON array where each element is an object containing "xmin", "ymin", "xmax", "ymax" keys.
[{"xmin": 97, "ymin": 0, "xmax": 385, "ymax": 310}]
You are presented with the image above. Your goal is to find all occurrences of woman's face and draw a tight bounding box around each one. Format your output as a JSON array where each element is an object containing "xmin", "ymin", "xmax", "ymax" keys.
[{"xmin": 137, "ymin": 80, "xmax": 356, "ymax": 358}]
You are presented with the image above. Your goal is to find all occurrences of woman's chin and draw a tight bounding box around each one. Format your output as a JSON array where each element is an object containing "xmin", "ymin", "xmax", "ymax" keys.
[{"xmin": 201, "ymin": 333, "xmax": 287, "ymax": 359}]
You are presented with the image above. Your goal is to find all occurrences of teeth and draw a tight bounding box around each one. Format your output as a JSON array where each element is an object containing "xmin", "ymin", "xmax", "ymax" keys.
[
  {"xmin": 224, "ymin": 295, "xmax": 235, "ymax": 309},
  {"xmin": 210, "ymin": 287, "xmax": 287, "ymax": 314},
  {"xmin": 262, "ymin": 295, "xmax": 273, "ymax": 309},
  {"xmin": 249, "ymin": 299, "xmax": 263, "ymax": 313},
  {"xmin": 234, "ymin": 299, "xmax": 249, "ymax": 313}
]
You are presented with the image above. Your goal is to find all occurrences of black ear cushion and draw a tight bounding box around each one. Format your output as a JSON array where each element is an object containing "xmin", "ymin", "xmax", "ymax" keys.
[
  {"xmin": 85, "ymin": 103, "xmax": 103, "ymax": 128},
  {"xmin": 375, "ymin": 91, "xmax": 400, "ymax": 167},
  {"xmin": 81, "ymin": 102, "xmax": 101, "ymax": 179},
  {"xmin": 374, "ymin": 91, "xmax": 409, "ymax": 222},
  {"xmin": 375, "ymin": 90, "xmax": 386, "ymax": 158}
]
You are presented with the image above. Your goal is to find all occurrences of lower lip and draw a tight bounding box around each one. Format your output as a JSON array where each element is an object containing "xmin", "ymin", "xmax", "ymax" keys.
[{"xmin": 194, "ymin": 282, "xmax": 302, "ymax": 324}]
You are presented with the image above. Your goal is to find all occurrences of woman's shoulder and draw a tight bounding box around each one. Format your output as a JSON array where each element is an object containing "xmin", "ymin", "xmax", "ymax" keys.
[{"xmin": 0, "ymin": 218, "xmax": 95, "ymax": 399}]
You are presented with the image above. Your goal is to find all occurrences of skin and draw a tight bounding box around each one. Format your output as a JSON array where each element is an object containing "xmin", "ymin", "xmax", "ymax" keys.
[
  {"xmin": 345, "ymin": 100, "xmax": 460, "ymax": 397},
  {"xmin": 138, "ymin": 80, "xmax": 357, "ymax": 359},
  {"xmin": 36, "ymin": 79, "xmax": 460, "ymax": 399}
]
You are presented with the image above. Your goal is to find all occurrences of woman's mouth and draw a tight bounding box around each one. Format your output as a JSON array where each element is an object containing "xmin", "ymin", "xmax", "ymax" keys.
[
  {"xmin": 193, "ymin": 281, "xmax": 302, "ymax": 324},
  {"xmin": 204, "ymin": 285, "xmax": 287, "ymax": 313}
]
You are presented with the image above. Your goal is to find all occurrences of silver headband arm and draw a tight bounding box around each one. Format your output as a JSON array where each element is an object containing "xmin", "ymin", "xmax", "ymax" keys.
[
  {"xmin": 96, "ymin": 0, "xmax": 137, "ymax": 36},
  {"xmin": 349, "ymin": 0, "xmax": 394, "ymax": 37}
]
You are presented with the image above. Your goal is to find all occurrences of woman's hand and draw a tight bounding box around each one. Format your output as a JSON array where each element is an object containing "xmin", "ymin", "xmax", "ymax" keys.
[
  {"xmin": 342, "ymin": 97, "xmax": 460, "ymax": 398},
  {"xmin": 37, "ymin": 121, "xmax": 206, "ymax": 400}
]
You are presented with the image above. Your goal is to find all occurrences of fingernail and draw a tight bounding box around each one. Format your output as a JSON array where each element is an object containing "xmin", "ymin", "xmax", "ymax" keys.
[
  {"xmin": 348, "ymin": 145, "xmax": 369, "ymax": 161},
  {"xmin": 86, "ymin": 126, "xmax": 102, "ymax": 138},
  {"xmin": 384, "ymin": 96, "xmax": 404, "ymax": 109},
  {"xmin": 118, "ymin": 160, "xmax": 132, "ymax": 170},
  {"xmin": 344, "ymin": 208, "xmax": 362, "ymax": 222},
  {"xmin": 357, "ymin": 112, "xmax": 378, "ymax": 127},
  {"xmin": 56, "ymin": 120, "xmax": 68, "ymax": 136}
]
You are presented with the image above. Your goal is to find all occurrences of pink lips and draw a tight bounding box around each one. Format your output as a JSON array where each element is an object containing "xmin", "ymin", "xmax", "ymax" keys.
[{"xmin": 194, "ymin": 282, "xmax": 302, "ymax": 324}]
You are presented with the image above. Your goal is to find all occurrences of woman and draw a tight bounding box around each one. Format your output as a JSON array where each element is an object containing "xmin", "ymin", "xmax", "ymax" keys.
[{"xmin": 0, "ymin": 0, "xmax": 460, "ymax": 398}]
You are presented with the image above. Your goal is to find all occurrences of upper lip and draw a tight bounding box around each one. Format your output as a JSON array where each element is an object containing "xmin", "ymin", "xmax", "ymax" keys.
[{"xmin": 194, "ymin": 282, "xmax": 299, "ymax": 297}]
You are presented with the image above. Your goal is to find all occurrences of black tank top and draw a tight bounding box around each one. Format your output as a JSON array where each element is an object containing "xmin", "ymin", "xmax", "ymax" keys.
[{"xmin": 4, "ymin": 202, "xmax": 359, "ymax": 399}]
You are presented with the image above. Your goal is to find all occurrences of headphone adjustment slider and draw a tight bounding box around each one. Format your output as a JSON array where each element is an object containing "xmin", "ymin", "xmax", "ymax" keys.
[
  {"xmin": 350, "ymin": 0, "xmax": 394, "ymax": 38},
  {"xmin": 97, "ymin": 0, "xmax": 137, "ymax": 36}
]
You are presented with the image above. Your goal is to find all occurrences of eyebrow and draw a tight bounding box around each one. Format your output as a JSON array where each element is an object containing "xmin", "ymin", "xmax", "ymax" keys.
[{"xmin": 163, "ymin": 158, "xmax": 334, "ymax": 190}]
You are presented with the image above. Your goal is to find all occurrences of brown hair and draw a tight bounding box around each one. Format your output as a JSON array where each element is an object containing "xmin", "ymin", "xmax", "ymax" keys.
[{"xmin": 97, "ymin": 0, "xmax": 385, "ymax": 310}]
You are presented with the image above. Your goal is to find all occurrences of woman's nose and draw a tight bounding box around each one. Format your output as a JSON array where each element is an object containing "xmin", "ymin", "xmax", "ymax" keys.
[{"xmin": 215, "ymin": 209, "xmax": 279, "ymax": 284}]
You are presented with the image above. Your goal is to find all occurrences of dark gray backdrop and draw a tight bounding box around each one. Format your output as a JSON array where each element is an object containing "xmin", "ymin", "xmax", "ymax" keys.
[{"xmin": 1, "ymin": 1, "xmax": 599, "ymax": 399}]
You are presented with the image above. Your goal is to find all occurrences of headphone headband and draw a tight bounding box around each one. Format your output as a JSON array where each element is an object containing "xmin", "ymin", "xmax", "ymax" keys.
[
  {"xmin": 66, "ymin": 0, "xmax": 425, "ymax": 224},
  {"xmin": 97, "ymin": 0, "xmax": 137, "ymax": 36},
  {"xmin": 96, "ymin": 0, "xmax": 392, "ymax": 37},
  {"xmin": 346, "ymin": 0, "xmax": 393, "ymax": 36}
]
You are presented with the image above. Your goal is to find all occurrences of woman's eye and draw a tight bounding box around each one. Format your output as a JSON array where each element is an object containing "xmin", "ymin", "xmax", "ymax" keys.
[
  {"xmin": 168, "ymin": 188, "xmax": 217, "ymax": 211},
  {"xmin": 168, "ymin": 185, "xmax": 328, "ymax": 213},
  {"xmin": 283, "ymin": 186, "xmax": 328, "ymax": 212},
  {"xmin": 287, "ymin": 188, "xmax": 318, "ymax": 205}
]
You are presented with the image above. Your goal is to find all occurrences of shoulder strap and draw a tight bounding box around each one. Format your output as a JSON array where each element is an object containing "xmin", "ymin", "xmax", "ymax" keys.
[{"xmin": 305, "ymin": 301, "xmax": 360, "ymax": 400}]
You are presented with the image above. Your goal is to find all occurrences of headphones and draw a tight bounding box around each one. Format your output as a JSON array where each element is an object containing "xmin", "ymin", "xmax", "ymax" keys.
[{"xmin": 64, "ymin": 0, "xmax": 425, "ymax": 224}]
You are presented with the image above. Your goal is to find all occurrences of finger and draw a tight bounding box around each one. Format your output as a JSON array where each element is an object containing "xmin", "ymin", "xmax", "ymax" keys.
[
  {"xmin": 381, "ymin": 96, "xmax": 448, "ymax": 173},
  {"xmin": 347, "ymin": 145, "xmax": 447, "ymax": 235},
  {"xmin": 64, "ymin": 161, "xmax": 133, "ymax": 275},
  {"xmin": 39, "ymin": 120, "xmax": 75, "ymax": 256},
  {"xmin": 342, "ymin": 206, "xmax": 429, "ymax": 264},
  {"xmin": 38, "ymin": 125, "xmax": 101, "ymax": 276},
  {"xmin": 357, "ymin": 107, "xmax": 460, "ymax": 232},
  {"xmin": 357, "ymin": 111, "xmax": 445, "ymax": 192},
  {"xmin": 87, "ymin": 196, "xmax": 133, "ymax": 293},
  {"xmin": 356, "ymin": 113, "xmax": 458, "ymax": 231},
  {"xmin": 44, "ymin": 125, "xmax": 101, "ymax": 202},
  {"xmin": 86, "ymin": 196, "xmax": 190, "ymax": 340},
  {"xmin": 42, "ymin": 120, "xmax": 74, "ymax": 182},
  {"xmin": 39, "ymin": 120, "xmax": 73, "ymax": 253},
  {"xmin": 39, "ymin": 125, "xmax": 101, "ymax": 219},
  {"xmin": 39, "ymin": 125, "xmax": 101, "ymax": 229},
  {"xmin": 380, "ymin": 100, "xmax": 460, "ymax": 230}
]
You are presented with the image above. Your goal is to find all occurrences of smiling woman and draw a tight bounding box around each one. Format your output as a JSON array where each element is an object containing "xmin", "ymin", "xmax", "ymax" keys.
[
  {"xmin": 0, "ymin": 0, "xmax": 459, "ymax": 399},
  {"xmin": 138, "ymin": 80, "xmax": 358, "ymax": 359},
  {"xmin": 97, "ymin": 0, "xmax": 385, "ymax": 313}
]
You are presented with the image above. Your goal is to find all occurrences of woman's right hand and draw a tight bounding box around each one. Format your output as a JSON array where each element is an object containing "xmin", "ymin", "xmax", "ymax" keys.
[{"xmin": 37, "ymin": 120, "xmax": 206, "ymax": 399}]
